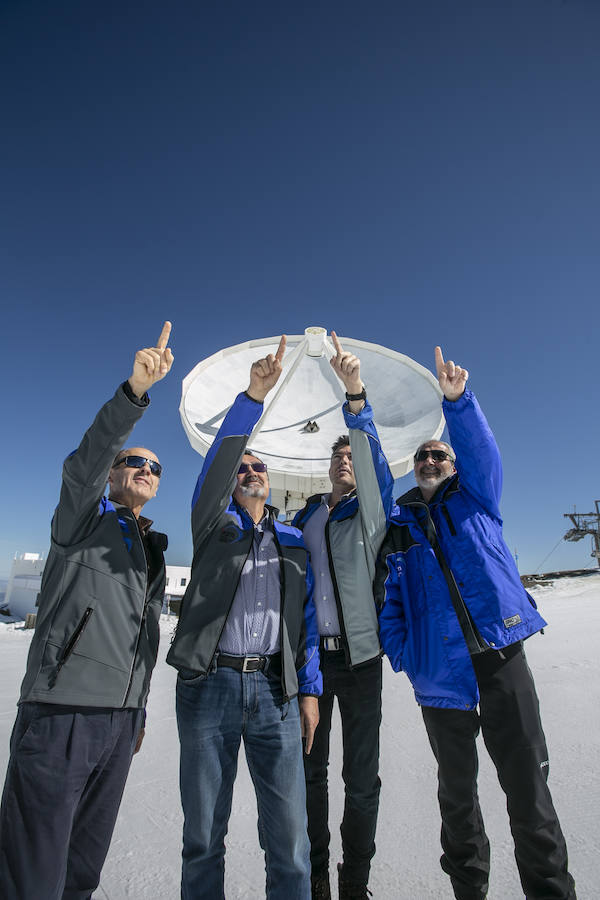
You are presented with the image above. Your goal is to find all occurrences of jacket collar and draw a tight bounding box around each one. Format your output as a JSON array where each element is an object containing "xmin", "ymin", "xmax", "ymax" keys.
[
  {"xmin": 107, "ymin": 499, "xmax": 154, "ymax": 531},
  {"xmin": 230, "ymin": 498, "xmax": 280, "ymax": 527}
]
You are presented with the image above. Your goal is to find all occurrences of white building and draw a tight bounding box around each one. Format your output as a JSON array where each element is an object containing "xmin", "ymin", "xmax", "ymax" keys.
[
  {"xmin": 2, "ymin": 553, "xmax": 45, "ymax": 621},
  {"xmin": 163, "ymin": 565, "xmax": 191, "ymax": 615},
  {"xmin": 0, "ymin": 553, "xmax": 190, "ymax": 621}
]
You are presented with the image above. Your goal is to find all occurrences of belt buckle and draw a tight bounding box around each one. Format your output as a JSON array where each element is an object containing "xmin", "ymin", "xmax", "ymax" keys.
[
  {"xmin": 324, "ymin": 636, "xmax": 341, "ymax": 651},
  {"xmin": 242, "ymin": 656, "xmax": 262, "ymax": 672}
]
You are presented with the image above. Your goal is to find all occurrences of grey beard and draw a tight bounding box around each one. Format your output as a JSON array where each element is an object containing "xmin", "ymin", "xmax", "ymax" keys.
[
  {"xmin": 415, "ymin": 471, "xmax": 448, "ymax": 494},
  {"xmin": 239, "ymin": 483, "xmax": 267, "ymax": 498}
]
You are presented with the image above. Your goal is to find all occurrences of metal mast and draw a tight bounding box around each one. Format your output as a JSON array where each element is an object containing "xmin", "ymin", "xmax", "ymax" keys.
[{"xmin": 563, "ymin": 501, "xmax": 600, "ymax": 568}]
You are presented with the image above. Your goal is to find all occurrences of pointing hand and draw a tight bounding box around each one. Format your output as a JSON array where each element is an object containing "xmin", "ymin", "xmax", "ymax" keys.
[
  {"xmin": 435, "ymin": 346, "xmax": 468, "ymax": 402},
  {"xmin": 247, "ymin": 335, "xmax": 287, "ymax": 403},
  {"xmin": 128, "ymin": 322, "xmax": 174, "ymax": 398},
  {"xmin": 330, "ymin": 331, "xmax": 363, "ymax": 396}
]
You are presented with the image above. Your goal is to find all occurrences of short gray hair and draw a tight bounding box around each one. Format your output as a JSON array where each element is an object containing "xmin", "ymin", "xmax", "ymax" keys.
[{"xmin": 413, "ymin": 440, "xmax": 456, "ymax": 463}]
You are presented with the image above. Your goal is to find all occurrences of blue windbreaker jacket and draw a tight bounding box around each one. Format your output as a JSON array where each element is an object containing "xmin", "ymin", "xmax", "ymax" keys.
[{"xmin": 376, "ymin": 390, "xmax": 546, "ymax": 710}]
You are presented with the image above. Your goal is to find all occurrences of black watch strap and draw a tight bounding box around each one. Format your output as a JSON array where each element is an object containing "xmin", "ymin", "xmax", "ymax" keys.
[{"xmin": 345, "ymin": 386, "xmax": 367, "ymax": 402}]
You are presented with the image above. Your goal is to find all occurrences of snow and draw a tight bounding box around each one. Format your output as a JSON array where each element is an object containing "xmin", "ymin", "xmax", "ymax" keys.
[{"xmin": 1, "ymin": 574, "xmax": 598, "ymax": 899}]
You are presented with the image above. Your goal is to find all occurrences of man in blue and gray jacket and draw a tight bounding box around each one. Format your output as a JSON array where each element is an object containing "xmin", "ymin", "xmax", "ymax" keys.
[
  {"xmin": 376, "ymin": 346, "xmax": 576, "ymax": 900},
  {"xmin": 293, "ymin": 333, "xmax": 394, "ymax": 900},
  {"xmin": 167, "ymin": 336, "xmax": 322, "ymax": 900},
  {"xmin": 0, "ymin": 322, "xmax": 173, "ymax": 900}
]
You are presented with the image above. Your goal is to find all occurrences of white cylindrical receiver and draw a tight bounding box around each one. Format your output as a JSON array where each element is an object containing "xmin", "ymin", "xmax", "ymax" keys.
[{"xmin": 304, "ymin": 326, "xmax": 327, "ymax": 356}]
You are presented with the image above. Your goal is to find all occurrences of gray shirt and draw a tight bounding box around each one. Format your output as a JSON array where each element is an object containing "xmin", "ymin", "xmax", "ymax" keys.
[
  {"xmin": 218, "ymin": 513, "xmax": 281, "ymax": 656},
  {"xmin": 301, "ymin": 494, "xmax": 342, "ymax": 637}
]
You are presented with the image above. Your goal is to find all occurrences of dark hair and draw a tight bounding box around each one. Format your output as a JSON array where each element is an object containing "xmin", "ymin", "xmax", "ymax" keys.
[
  {"xmin": 331, "ymin": 434, "xmax": 350, "ymax": 455},
  {"xmin": 243, "ymin": 448, "xmax": 263, "ymax": 464}
]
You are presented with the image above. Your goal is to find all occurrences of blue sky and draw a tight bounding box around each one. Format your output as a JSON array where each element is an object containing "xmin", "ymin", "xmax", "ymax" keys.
[{"xmin": 1, "ymin": 0, "xmax": 599, "ymax": 578}]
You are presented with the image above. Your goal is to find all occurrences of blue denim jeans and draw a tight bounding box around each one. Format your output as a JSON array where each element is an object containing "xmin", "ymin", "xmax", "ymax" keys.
[{"xmin": 176, "ymin": 666, "xmax": 311, "ymax": 900}]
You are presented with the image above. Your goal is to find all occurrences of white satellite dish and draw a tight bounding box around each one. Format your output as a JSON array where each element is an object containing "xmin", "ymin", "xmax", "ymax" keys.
[{"xmin": 180, "ymin": 327, "xmax": 444, "ymax": 514}]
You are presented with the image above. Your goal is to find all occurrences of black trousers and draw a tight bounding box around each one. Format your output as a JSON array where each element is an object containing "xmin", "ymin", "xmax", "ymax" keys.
[
  {"xmin": 304, "ymin": 650, "xmax": 382, "ymax": 884},
  {"xmin": 421, "ymin": 642, "xmax": 576, "ymax": 900},
  {"xmin": 0, "ymin": 702, "xmax": 144, "ymax": 900}
]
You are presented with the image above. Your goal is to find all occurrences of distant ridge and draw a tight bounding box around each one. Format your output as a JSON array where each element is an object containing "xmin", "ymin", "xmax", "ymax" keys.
[{"xmin": 521, "ymin": 569, "xmax": 600, "ymax": 587}]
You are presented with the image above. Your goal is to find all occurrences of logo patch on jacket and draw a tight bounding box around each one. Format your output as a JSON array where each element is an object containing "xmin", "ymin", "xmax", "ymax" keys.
[
  {"xmin": 219, "ymin": 525, "xmax": 243, "ymax": 543},
  {"xmin": 503, "ymin": 614, "xmax": 522, "ymax": 628}
]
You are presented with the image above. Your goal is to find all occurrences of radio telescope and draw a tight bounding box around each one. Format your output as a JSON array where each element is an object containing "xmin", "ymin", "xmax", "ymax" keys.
[{"xmin": 180, "ymin": 327, "xmax": 444, "ymax": 514}]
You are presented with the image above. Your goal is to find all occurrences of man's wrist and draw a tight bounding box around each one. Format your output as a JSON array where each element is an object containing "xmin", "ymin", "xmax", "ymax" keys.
[
  {"xmin": 244, "ymin": 389, "xmax": 265, "ymax": 404},
  {"xmin": 124, "ymin": 379, "xmax": 149, "ymax": 405},
  {"xmin": 345, "ymin": 385, "xmax": 366, "ymax": 402}
]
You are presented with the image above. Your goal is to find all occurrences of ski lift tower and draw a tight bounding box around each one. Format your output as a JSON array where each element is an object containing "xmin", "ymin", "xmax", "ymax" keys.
[
  {"xmin": 563, "ymin": 501, "xmax": 600, "ymax": 568},
  {"xmin": 180, "ymin": 327, "xmax": 444, "ymax": 518}
]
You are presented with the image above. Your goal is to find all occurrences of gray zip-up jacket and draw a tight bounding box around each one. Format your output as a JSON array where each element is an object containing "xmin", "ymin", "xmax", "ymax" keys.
[
  {"xmin": 19, "ymin": 383, "xmax": 167, "ymax": 709},
  {"xmin": 293, "ymin": 400, "xmax": 394, "ymax": 668},
  {"xmin": 166, "ymin": 392, "xmax": 322, "ymax": 702}
]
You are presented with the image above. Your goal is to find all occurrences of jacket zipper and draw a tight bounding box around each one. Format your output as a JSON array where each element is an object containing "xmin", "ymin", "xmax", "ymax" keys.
[
  {"xmin": 441, "ymin": 503, "xmax": 457, "ymax": 536},
  {"xmin": 121, "ymin": 513, "xmax": 149, "ymax": 707},
  {"xmin": 50, "ymin": 606, "xmax": 94, "ymax": 687},
  {"xmin": 272, "ymin": 526, "xmax": 290, "ymax": 701},
  {"xmin": 413, "ymin": 500, "xmax": 486, "ymax": 655},
  {"xmin": 208, "ymin": 515, "xmax": 256, "ymax": 670},
  {"xmin": 324, "ymin": 518, "xmax": 352, "ymax": 667}
]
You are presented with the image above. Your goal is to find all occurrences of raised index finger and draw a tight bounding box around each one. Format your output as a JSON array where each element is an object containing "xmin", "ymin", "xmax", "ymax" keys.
[
  {"xmin": 331, "ymin": 330, "xmax": 343, "ymax": 355},
  {"xmin": 156, "ymin": 321, "xmax": 172, "ymax": 350},
  {"xmin": 274, "ymin": 334, "xmax": 287, "ymax": 362},
  {"xmin": 434, "ymin": 345, "xmax": 445, "ymax": 377}
]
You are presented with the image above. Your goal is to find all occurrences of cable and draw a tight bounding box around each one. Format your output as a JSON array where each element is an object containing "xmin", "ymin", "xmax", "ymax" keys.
[{"xmin": 534, "ymin": 536, "xmax": 564, "ymax": 574}]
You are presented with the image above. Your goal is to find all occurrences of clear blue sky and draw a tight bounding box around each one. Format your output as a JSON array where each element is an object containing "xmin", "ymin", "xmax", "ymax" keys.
[{"xmin": 1, "ymin": 1, "xmax": 598, "ymax": 578}]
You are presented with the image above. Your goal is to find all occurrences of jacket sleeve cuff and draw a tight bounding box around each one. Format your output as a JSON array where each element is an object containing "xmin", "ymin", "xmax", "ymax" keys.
[
  {"xmin": 299, "ymin": 684, "xmax": 322, "ymax": 697},
  {"xmin": 342, "ymin": 398, "xmax": 374, "ymax": 428},
  {"xmin": 121, "ymin": 380, "xmax": 150, "ymax": 408},
  {"xmin": 442, "ymin": 388, "xmax": 473, "ymax": 414}
]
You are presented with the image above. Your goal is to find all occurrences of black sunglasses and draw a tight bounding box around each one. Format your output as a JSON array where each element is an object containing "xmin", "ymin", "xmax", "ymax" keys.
[
  {"xmin": 414, "ymin": 449, "xmax": 453, "ymax": 463},
  {"xmin": 113, "ymin": 455, "xmax": 163, "ymax": 478},
  {"xmin": 238, "ymin": 462, "xmax": 267, "ymax": 474}
]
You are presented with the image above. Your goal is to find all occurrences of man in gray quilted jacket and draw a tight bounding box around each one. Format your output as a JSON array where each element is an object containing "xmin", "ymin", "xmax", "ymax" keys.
[{"xmin": 0, "ymin": 322, "xmax": 173, "ymax": 900}]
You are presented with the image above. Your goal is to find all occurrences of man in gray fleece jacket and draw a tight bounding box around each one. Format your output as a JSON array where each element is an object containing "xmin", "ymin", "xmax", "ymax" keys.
[
  {"xmin": 292, "ymin": 333, "xmax": 394, "ymax": 900},
  {"xmin": 0, "ymin": 322, "xmax": 173, "ymax": 900}
]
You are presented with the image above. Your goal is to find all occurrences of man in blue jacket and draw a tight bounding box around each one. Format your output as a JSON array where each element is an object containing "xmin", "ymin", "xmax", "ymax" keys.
[
  {"xmin": 293, "ymin": 333, "xmax": 393, "ymax": 900},
  {"xmin": 376, "ymin": 347, "xmax": 576, "ymax": 900},
  {"xmin": 0, "ymin": 322, "xmax": 173, "ymax": 900},
  {"xmin": 167, "ymin": 336, "xmax": 322, "ymax": 900}
]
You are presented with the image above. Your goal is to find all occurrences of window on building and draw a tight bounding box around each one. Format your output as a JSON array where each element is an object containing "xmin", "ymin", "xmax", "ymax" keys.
[{"xmin": 180, "ymin": 578, "xmax": 187, "ymax": 586}]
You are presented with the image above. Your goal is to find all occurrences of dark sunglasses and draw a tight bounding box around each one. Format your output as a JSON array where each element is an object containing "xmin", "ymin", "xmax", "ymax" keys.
[
  {"xmin": 238, "ymin": 462, "xmax": 267, "ymax": 474},
  {"xmin": 113, "ymin": 455, "xmax": 163, "ymax": 478},
  {"xmin": 414, "ymin": 449, "xmax": 453, "ymax": 463}
]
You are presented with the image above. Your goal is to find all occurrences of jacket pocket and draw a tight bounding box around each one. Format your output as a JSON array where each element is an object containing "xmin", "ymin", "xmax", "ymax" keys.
[
  {"xmin": 177, "ymin": 668, "xmax": 208, "ymax": 685},
  {"xmin": 49, "ymin": 606, "xmax": 95, "ymax": 687},
  {"xmin": 525, "ymin": 590, "xmax": 538, "ymax": 609}
]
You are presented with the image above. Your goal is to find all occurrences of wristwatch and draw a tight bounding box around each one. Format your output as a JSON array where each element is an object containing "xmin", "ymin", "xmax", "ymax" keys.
[{"xmin": 345, "ymin": 386, "xmax": 367, "ymax": 402}]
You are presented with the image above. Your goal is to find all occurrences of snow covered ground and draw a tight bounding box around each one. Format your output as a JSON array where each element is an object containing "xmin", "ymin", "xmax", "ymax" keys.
[{"xmin": 1, "ymin": 574, "xmax": 598, "ymax": 899}]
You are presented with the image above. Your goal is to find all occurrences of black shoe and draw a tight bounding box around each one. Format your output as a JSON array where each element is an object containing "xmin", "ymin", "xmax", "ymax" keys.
[
  {"xmin": 337, "ymin": 863, "xmax": 372, "ymax": 899},
  {"xmin": 311, "ymin": 869, "xmax": 331, "ymax": 900}
]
